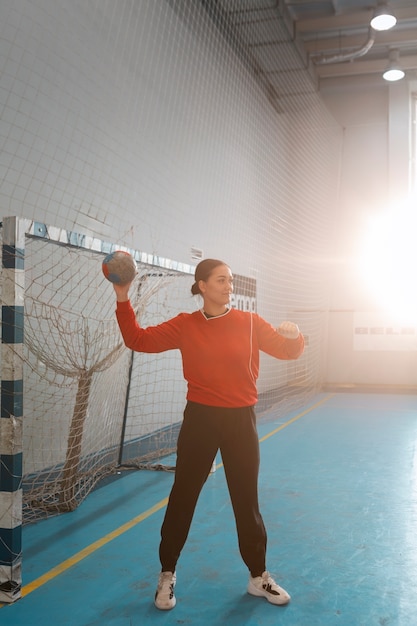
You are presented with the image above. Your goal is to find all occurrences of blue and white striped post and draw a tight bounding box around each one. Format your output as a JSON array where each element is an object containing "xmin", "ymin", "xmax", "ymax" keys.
[{"xmin": 0, "ymin": 216, "xmax": 24, "ymax": 603}]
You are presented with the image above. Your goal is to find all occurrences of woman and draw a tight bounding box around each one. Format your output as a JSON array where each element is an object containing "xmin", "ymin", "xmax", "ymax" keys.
[{"xmin": 113, "ymin": 258, "xmax": 304, "ymax": 610}]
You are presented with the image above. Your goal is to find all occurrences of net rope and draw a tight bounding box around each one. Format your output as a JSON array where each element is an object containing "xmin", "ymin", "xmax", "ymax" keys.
[
  {"xmin": 17, "ymin": 235, "xmax": 194, "ymax": 523},
  {"xmin": 0, "ymin": 0, "xmax": 342, "ymax": 527}
]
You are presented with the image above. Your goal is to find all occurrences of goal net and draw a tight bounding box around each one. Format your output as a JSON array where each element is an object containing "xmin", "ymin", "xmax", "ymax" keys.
[{"xmin": 1, "ymin": 220, "xmax": 195, "ymax": 525}]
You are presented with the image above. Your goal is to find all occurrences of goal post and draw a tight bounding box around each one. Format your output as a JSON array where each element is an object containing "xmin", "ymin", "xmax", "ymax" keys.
[{"xmin": 0, "ymin": 216, "xmax": 25, "ymax": 603}]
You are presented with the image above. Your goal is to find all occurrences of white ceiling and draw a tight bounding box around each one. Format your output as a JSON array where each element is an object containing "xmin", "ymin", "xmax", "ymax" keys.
[{"xmin": 215, "ymin": 1, "xmax": 417, "ymax": 91}]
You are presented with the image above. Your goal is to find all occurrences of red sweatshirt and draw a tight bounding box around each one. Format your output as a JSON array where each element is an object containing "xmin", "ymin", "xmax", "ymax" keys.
[{"xmin": 116, "ymin": 301, "xmax": 304, "ymax": 408}]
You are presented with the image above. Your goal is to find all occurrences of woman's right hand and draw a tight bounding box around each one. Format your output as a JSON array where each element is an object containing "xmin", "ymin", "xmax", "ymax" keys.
[{"xmin": 113, "ymin": 282, "xmax": 131, "ymax": 302}]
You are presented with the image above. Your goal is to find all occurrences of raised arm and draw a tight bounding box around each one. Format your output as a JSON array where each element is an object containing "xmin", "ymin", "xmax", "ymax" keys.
[
  {"xmin": 113, "ymin": 281, "xmax": 182, "ymax": 354},
  {"xmin": 113, "ymin": 281, "xmax": 131, "ymax": 302}
]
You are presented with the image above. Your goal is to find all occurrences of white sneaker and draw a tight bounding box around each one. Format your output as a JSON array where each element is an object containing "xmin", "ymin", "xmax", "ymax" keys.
[
  {"xmin": 247, "ymin": 571, "xmax": 291, "ymax": 605},
  {"xmin": 154, "ymin": 571, "xmax": 176, "ymax": 610}
]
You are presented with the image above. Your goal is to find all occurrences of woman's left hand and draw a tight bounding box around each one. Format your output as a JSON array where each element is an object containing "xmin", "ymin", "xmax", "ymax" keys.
[{"xmin": 276, "ymin": 321, "xmax": 300, "ymax": 339}]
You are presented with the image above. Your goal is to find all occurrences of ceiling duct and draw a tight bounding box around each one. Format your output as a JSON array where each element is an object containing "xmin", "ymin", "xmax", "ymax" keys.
[{"xmin": 310, "ymin": 28, "xmax": 376, "ymax": 66}]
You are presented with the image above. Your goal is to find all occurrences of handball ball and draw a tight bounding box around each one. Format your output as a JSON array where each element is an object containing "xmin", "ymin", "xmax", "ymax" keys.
[{"xmin": 102, "ymin": 250, "xmax": 137, "ymax": 285}]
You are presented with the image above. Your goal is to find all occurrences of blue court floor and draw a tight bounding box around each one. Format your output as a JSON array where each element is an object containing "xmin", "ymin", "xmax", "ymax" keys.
[{"xmin": 1, "ymin": 392, "xmax": 417, "ymax": 625}]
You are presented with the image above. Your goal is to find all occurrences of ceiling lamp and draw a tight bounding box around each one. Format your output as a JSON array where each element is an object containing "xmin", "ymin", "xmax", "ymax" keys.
[
  {"xmin": 370, "ymin": 3, "xmax": 397, "ymax": 31},
  {"xmin": 383, "ymin": 49, "xmax": 405, "ymax": 81}
]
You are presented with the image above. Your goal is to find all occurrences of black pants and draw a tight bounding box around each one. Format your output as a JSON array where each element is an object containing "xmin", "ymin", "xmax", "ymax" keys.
[{"xmin": 159, "ymin": 401, "xmax": 267, "ymax": 577}]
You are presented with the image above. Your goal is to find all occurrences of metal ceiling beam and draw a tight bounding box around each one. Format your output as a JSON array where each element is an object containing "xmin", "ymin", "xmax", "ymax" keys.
[
  {"xmin": 303, "ymin": 28, "xmax": 417, "ymax": 54},
  {"xmin": 314, "ymin": 52, "xmax": 417, "ymax": 78},
  {"xmin": 295, "ymin": 7, "xmax": 417, "ymax": 34}
]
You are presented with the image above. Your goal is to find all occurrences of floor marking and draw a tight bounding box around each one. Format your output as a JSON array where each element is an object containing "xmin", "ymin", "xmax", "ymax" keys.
[
  {"xmin": 0, "ymin": 498, "xmax": 168, "ymax": 606},
  {"xmin": 259, "ymin": 394, "xmax": 334, "ymax": 443},
  {"xmin": 1, "ymin": 394, "xmax": 333, "ymax": 606}
]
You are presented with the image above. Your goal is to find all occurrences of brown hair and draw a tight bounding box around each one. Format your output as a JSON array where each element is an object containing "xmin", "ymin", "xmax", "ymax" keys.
[{"xmin": 191, "ymin": 258, "xmax": 227, "ymax": 296}]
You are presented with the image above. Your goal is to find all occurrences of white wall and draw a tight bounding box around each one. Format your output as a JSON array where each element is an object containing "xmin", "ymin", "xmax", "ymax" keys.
[
  {"xmin": 3, "ymin": 1, "xmax": 414, "ymax": 393},
  {"xmin": 0, "ymin": 0, "xmax": 342, "ymax": 398}
]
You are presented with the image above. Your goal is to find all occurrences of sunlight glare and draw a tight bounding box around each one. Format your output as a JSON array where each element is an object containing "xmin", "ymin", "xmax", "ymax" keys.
[{"xmin": 357, "ymin": 202, "xmax": 417, "ymax": 325}]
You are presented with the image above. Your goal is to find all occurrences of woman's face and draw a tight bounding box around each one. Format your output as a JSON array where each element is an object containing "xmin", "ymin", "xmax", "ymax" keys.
[{"xmin": 199, "ymin": 264, "xmax": 233, "ymax": 308}]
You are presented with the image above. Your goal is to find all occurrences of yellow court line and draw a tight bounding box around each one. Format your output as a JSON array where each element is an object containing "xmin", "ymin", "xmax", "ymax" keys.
[
  {"xmin": 259, "ymin": 393, "xmax": 334, "ymax": 443},
  {"xmin": 0, "ymin": 498, "xmax": 167, "ymax": 606},
  {"xmin": 1, "ymin": 393, "xmax": 333, "ymax": 605},
  {"xmin": 215, "ymin": 394, "xmax": 334, "ymax": 471}
]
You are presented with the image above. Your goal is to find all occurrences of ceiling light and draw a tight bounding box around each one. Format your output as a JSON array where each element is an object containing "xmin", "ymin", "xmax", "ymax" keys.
[
  {"xmin": 383, "ymin": 49, "xmax": 405, "ymax": 82},
  {"xmin": 370, "ymin": 3, "xmax": 397, "ymax": 31}
]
